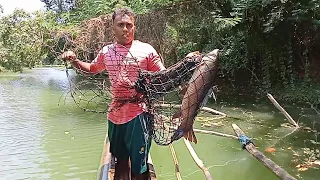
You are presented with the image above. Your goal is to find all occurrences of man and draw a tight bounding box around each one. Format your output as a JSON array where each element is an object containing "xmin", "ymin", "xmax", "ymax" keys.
[{"xmin": 62, "ymin": 7, "xmax": 165, "ymax": 180}]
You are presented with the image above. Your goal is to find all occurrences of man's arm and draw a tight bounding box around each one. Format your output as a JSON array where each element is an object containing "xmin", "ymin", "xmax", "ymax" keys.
[
  {"xmin": 61, "ymin": 51, "xmax": 105, "ymax": 74},
  {"xmin": 147, "ymin": 54, "xmax": 166, "ymax": 72},
  {"xmin": 146, "ymin": 46, "xmax": 166, "ymax": 72},
  {"xmin": 147, "ymin": 49, "xmax": 199, "ymax": 72}
]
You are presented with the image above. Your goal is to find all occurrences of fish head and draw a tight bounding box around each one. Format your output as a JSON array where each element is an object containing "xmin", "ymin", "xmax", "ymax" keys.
[{"xmin": 202, "ymin": 49, "xmax": 219, "ymax": 61}]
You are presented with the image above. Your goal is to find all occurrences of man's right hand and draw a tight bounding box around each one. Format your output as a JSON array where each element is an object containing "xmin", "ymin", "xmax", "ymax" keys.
[
  {"xmin": 186, "ymin": 51, "xmax": 200, "ymax": 58},
  {"xmin": 61, "ymin": 51, "xmax": 77, "ymax": 62}
]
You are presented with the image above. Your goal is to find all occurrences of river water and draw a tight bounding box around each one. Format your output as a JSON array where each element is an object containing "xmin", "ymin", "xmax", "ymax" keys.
[{"xmin": 0, "ymin": 68, "xmax": 319, "ymax": 180}]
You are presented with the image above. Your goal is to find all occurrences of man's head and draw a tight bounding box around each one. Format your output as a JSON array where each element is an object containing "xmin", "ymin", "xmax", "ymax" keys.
[{"xmin": 112, "ymin": 7, "xmax": 136, "ymax": 45}]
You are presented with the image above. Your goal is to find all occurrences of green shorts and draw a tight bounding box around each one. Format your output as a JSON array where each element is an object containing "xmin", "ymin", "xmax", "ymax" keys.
[{"xmin": 108, "ymin": 112, "xmax": 154, "ymax": 174}]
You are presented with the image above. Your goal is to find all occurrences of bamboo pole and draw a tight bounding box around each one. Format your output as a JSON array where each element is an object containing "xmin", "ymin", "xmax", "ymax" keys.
[
  {"xmin": 267, "ymin": 93, "xmax": 299, "ymax": 128},
  {"xmin": 155, "ymin": 103, "xmax": 227, "ymax": 117},
  {"xmin": 155, "ymin": 123, "xmax": 237, "ymax": 140},
  {"xmin": 169, "ymin": 144, "xmax": 183, "ymax": 180},
  {"xmin": 201, "ymin": 106, "xmax": 227, "ymax": 117},
  {"xmin": 193, "ymin": 128, "xmax": 238, "ymax": 139},
  {"xmin": 183, "ymin": 138, "xmax": 213, "ymax": 180},
  {"xmin": 165, "ymin": 125, "xmax": 238, "ymax": 139},
  {"xmin": 232, "ymin": 123, "xmax": 297, "ymax": 180}
]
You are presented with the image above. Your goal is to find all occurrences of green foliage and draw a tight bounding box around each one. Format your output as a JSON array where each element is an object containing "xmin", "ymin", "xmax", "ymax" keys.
[
  {"xmin": 0, "ymin": 0, "xmax": 319, "ymax": 105},
  {"xmin": 151, "ymin": 0, "xmax": 320, "ymax": 102},
  {"xmin": 63, "ymin": 0, "xmax": 122, "ymax": 24},
  {"xmin": 40, "ymin": 0, "xmax": 76, "ymax": 13},
  {"xmin": 0, "ymin": 9, "xmax": 69, "ymax": 72},
  {"xmin": 0, "ymin": 9, "xmax": 40, "ymax": 72},
  {"xmin": 40, "ymin": 0, "xmax": 183, "ymax": 24},
  {"xmin": 276, "ymin": 81, "xmax": 320, "ymax": 106}
]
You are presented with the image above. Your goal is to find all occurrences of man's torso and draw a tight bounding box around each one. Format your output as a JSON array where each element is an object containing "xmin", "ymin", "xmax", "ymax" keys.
[{"xmin": 95, "ymin": 40, "xmax": 164, "ymax": 124}]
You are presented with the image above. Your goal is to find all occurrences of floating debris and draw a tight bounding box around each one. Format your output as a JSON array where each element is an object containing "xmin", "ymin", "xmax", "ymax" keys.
[{"xmin": 265, "ymin": 147, "xmax": 276, "ymax": 153}]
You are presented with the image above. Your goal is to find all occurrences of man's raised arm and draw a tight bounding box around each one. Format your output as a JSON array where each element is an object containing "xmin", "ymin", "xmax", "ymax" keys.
[{"xmin": 61, "ymin": 50, "xmax": 105, "ymax": 74}]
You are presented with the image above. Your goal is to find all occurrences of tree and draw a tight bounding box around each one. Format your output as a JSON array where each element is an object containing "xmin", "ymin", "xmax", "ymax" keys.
[
  {"xmin": 0, "ymin": 9, "xmax": 63, "ymax": 72},
  {"xmin": 40, "ymin": 0, "xmax": 76, "ymax": 14}
]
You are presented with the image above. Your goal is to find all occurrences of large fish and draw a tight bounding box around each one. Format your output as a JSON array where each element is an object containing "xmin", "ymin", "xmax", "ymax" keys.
[
  {"xmin": 171, "ymin": 49, "xmax": 220, "ymax": 144},
  {"xmin": 112, "ymin": 53, "xmax": 203, "ymax": 111},
  {"xmin": 134, "ymin": 54, "xmax": 203, "ymax": 101}
]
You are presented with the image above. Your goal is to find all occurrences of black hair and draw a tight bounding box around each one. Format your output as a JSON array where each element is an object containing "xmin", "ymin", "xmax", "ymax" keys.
[{"xmin": 112, "ymin": 7, "xmax": 135, "ymax": 22}]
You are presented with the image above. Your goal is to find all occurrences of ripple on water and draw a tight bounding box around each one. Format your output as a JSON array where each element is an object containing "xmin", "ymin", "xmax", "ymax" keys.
[
  {"xmin": 2, "ymin": 69, "xmax": 107, "ymax": 179},
  {"xmin": 0, "ymin": 69, "xmax": 71, "ymax": 179}
]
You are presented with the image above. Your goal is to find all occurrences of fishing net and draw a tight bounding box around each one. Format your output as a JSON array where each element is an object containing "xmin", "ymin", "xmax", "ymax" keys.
[
  {"xmin": 62, "ymin": 45, "xmax": 209, "ymax": 146},
  {"xmin": 52, "ymin": 10, "xmax": 218, "ymax": 146}
]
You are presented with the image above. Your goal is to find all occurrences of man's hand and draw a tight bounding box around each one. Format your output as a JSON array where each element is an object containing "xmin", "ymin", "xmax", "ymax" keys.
[
  {"xmin": 186, "ymin": 51, "xmax": 200, "ymax": 58},
  {"xmin": 61, "ymin": 51, "xmax": 77, "ymax": 62}
]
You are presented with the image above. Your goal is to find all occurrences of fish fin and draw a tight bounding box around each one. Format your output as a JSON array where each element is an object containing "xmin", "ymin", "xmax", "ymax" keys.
[
  {"xmin": 184, "ymin": 129, "xmax": 198, "ymax": 144},
  {"xmin": 200, "ymin": 88, "xmax": 213, "ymax": 108},
  {"xmin": 171, "ymin": 129, "xmax": 184, "ymax": 142},
  {"xmin": 211, "ymin": 90, "xmax": 217, "ymax": 103},
  {"xmin": 172, "ymin": 110, "xmax": 182, "ymax": 120},
  {"xmin": 211, "ymin": 85, "xmax": 218, "ymax": 103}
]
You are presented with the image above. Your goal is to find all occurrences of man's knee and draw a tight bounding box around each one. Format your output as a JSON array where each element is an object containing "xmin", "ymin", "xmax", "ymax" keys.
[{"xmin": 131, "ymin": 161, "xmax": 148, "ymax": 175}]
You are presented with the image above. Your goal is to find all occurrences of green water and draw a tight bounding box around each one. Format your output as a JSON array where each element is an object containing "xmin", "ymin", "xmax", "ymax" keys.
[{"xmin": 0, "ymin": 68, "xmax": 319, "ymax": 180}]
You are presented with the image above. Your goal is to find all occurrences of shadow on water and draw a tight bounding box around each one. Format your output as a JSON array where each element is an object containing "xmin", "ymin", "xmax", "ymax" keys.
[{"xmin": 0, "ymin": 68, "xmax": 319, "ymax": 180}]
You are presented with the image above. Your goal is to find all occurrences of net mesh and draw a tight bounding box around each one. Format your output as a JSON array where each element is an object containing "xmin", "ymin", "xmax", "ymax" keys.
[
  {"xmin": 51, "ymin": 12, "xmax": 218, "ymax": 146},
  {"xmin": 62, "ymin": 44, "xmax": 209, "ymax": 146}
]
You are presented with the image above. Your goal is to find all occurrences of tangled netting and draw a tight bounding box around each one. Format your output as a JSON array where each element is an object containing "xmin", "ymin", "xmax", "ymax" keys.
[
  {"xmin": 52, "ymin": 10, "xmax": 218, "ymax": 146},
  {"xmin": 63, "ymin": 45, "xmax": 213, "ymax": 146}
]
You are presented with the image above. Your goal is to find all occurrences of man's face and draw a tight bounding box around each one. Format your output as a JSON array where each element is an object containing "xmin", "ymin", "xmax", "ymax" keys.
[{"xmin": 113, "ymin": 14, "xmax": 135, "ymax": 45}]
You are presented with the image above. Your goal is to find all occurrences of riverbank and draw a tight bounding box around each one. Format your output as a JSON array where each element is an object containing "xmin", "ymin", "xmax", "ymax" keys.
[{"xmin": 216, "ymin": 80, "xmax": 320, "ymax": 113}]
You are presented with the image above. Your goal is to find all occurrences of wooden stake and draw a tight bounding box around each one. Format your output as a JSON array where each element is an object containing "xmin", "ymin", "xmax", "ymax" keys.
[
  {"xmin": 169, "ymin": 144, "xmax": 183, "ymax": 180},
  {"xmin": 159, "ymin": 125, "xmax": 238, "ymax": 139},
  {"xmin": 201, "ymin": 106, "xmax": 227, "ymax": 117},
  {"xmin": 267, "ymin": 93, "xmax": 299, "ymax": 128},
  {"xmin": 183, "ymin": 138, "xmax": 213, "ymax": 180},
  {"xmin": 155, "ymin": 103, "xmax": 227, "ymax": 117},
  {"xmin": 232, "ymin": 123, "xmax": 297, "ymax": 180},
  {"xmin": 193, "ymin": 128, "xmax": 238, "ymax": 139}
]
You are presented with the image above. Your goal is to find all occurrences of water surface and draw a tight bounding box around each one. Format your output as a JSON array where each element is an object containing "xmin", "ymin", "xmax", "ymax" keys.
[{"xmin": 0, "ymin": 68, "xmax": 319, "ymax": 180}]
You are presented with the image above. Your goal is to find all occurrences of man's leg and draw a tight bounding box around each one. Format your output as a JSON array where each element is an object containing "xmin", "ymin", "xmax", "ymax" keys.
[
  {"xmin": 108, "ymin": 120, "xmax": 130, "ymax": 179},
  {"xmin": 124, "ymin": 112, "xmax": 153, "ymax": 180}
]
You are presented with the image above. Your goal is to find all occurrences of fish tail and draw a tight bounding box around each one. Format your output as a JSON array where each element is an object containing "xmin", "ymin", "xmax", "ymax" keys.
[
  {"xmin": 171, "ymin": 129, "xmax": 184, "ymax": 142},
  {"xmin": 184, "ymin": 129, "xmax": 198, "ymax": 144}
]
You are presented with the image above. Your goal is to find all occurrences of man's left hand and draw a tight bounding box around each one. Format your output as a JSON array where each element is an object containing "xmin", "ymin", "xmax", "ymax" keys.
[{"xmin": 186, "ymin": 51, "xmax": 200, "ymax": 57}]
